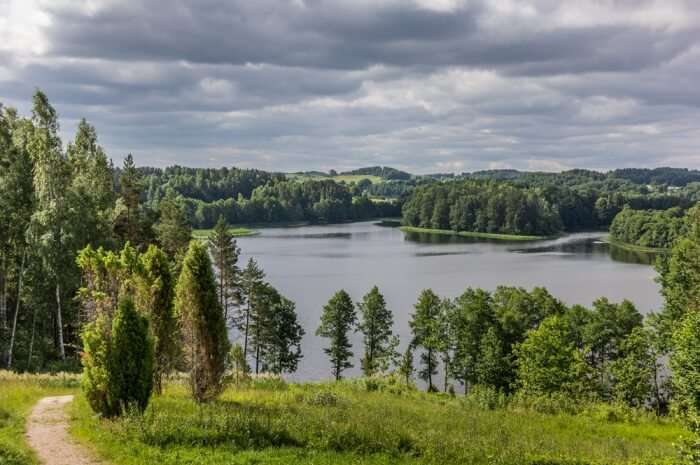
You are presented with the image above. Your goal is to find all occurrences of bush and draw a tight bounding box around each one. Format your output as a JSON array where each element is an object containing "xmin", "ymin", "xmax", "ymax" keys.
[
  {"xmin": 81, "ymin": 298, "xmax": 154, "ymax": 417},
  {"xmin": 110, "ymin": 298, "xmax": 154, "ymax": 414}
]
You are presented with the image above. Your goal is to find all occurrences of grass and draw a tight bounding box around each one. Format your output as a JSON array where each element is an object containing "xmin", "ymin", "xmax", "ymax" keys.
[
  {"xmin": 400, "ymin": 226, "xmax": 550, "ymax": 242},
  {"xmin": 192, "ymin": 228, "xmax": 259, "ymax": 239},
  {"xmin": 69, "ymin": 377, "xmax": 686, "ymax": 465},
  {"xmin": 603, "ymin": 236, "xmax": 666, "ymax": 254},
  {"xmin": 0, "ymin": 371, "xmax": 79, "ymax": 465}
]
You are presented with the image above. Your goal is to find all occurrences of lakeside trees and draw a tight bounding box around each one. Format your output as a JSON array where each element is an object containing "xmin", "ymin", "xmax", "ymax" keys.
[
  {"xmin": 610, "ymin": 207, "xmax": 686, "ymax": 249},
  {"xmin": 402, "ymin": 181, "xmax": 562, "ymax": 236},
  {"xmin": 317, "ymin": 290, "xmax": 357, "ymax": 381}
]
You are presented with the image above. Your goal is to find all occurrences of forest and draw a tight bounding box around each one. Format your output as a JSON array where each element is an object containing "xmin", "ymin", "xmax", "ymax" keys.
[
  {"xmin": 401, "ymin": 173, "xmax": 699, "ymax": 236},
  {"xmin": 610, "ymin": 207, "xmax": 687, "ymax": 249}
]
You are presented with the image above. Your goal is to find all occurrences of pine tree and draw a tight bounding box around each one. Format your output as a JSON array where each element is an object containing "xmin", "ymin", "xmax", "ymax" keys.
[
  {"xmin": 118, "ymin": 153, "xmax": 142, "ymax": 245},
  {"xmin": 155, "ymin": 189, "xmax": 192, "ymax": 260},
  {"xmin": 317, "ymin": 289, "xmax": 356, "ymax": 380},
  {"xmin": 175, "ymin": 240, "xmax": 230, "ymax": 402},
  {"xmin": 264, "ymin": 295, "xmax": 304, "ymax": 374},
  {"xmin": 239, "ymin": 258, "xmax": 265, "ymax": 360},
  {"xmin": 208, "ymin": 215, "xmax": 241, "ymax": 322},
  {"xmin": 357, "ymin": 286, "xmax": 394, "ymax": 376},
  {"xmin": 409, "ymin": 289, "xmax": 441, "ymax": 391}
]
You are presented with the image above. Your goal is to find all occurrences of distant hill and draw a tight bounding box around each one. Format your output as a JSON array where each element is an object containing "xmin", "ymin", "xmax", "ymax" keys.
[
  {"xmin": 610, "ymin": 167, "xmax": 700, "ymax": 186},
  {"xmin": 341, "ymin": 166, "xmax": 412, "ymax": 180}
]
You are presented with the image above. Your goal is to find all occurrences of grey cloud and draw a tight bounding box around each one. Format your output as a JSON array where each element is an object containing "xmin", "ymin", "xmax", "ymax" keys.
[{"xmin": 1, "ymin": 0, "xmax": 699, "ymax": 173}]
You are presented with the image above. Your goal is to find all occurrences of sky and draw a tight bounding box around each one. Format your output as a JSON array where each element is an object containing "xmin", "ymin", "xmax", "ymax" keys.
[{"xmin": 1, "ymin": 0, "xmax": 699, "ymax": 174}]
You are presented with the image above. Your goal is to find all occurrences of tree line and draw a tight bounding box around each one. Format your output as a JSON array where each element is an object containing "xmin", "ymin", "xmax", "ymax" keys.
[
  {"xmin": 609, "ymin": 207, "xmax": 687, "ymax": 249},
  {"xmin": 401, "ymin": 176, "xmax": 698, "ymax": 236},
  {"xmin": 180, "ymin": 179, "xmax": 400, "ymax": 228},
  {"xmin": 315, "ymin": 285, "xmax": 665, "ymax": 412},
  {"xmin": 402, "ymin": 180, "xmax": 563, "ymax": 236}
]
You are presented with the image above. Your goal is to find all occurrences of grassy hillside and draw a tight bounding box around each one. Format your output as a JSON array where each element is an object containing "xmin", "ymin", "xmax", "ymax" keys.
[
  {"xmin": 0, "ymin": 372, "xmax": 79, "ymax": 465},
  {"xmin": 69, "ymin": 377, "xmax": 684, "ymax": 465}
]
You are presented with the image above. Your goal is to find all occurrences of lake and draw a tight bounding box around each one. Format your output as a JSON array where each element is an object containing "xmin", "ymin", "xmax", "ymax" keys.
[{"xmin": 236, "ymin": 221, "xmax": 661, "ymax": 381}]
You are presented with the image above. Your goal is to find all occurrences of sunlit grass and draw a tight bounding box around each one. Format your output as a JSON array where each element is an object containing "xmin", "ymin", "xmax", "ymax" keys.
[{"xmin": 69, "ymin": 377, "xmax": 684, "ymax": 465}]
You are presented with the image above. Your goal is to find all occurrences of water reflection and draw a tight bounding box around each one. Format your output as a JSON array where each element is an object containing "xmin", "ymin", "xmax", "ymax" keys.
[{"xmin": 405, "ymin": 231, "xmax": 658, "ymax": 266}]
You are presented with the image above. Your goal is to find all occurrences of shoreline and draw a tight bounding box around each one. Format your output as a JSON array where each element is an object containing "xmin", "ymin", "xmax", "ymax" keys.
[{"xmin": 399, "ymin": 226, "xmax": 551, "ymax": 241}]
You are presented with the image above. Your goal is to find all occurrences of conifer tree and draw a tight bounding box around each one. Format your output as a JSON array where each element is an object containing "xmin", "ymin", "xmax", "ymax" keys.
[
  {"xmin": 175, "ymin": 240, "xmax": 230, "ymax": 402},
  {"xmin": 208, "ymin": 215, "xmax": 241, "ymax": 322},
  {"xmin": 410, "ymin": 289, "xmax": 441, "ymax": 391},
  {"xmin": 239, "ymin": 258, "xmax": 265, "ymax": 359},
  {"xmin": 136, "ymin": 245, "xmax": 177, "ymax": 394},
  {"xmin": 117, "ymin": 153, "xmax": 143, "ymax": 246},
  {"xmin": 155, "ymin": 189, "xmax": 192, "ymax": 260},
  {"xmin": 357, "ymin": 286, "xmax": 394, "ymax": 376},
  {"xmin": 317, "ymin": 289, "xmax": 356, "ymax": 380}
]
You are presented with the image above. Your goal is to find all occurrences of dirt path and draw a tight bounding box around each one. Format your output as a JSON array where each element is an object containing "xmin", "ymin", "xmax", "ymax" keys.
[{"xmin": 26, "ymin": 395, "xmax": 105, "ymax": 465}]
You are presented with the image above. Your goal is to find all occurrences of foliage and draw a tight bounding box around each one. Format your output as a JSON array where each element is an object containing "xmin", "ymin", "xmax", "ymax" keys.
[
  {"xmin": 317, "ymin": 290, "xmax": 357, "ymax": 381},
  {"xmin": 409, "ymin": 289, "xmax": 442, "ymax": 391},
  {"xmin": 207, "ymin": 215, "xmax": 241, "ymax": 324},
  {"xmin": 402, "ymin": 180, "xmax": 562, "ymax": 236},
  {"xmin": 109, "ymin": 298, "xmax": 154, "ymax": 414},
  {"xmin": 357, "ymin": 286, "xmax": 395, "ymax": 376},
  {"xmin": 610, "ymin": 207, "xmax": 686, "ymax": 249},
  {"xmin": 81, "ymin": 298, "xmax": 153, "ymax": 417},
  {"xmin": 175, "ymin": 241, "xmax": 230, "ymax": 402},
  {"xmin": 515, "ymin": 315, "xmax": 591, "ymax": 397},
  {"xmin": 135, "ymin": 245, "xmax": 178, "ymax": 394}
]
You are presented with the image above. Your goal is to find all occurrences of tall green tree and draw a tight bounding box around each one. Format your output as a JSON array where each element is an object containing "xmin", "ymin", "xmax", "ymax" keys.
[
  {"xmin": 155, "ymin": 189, "xmax": 191, "ymax": 260},
  {"xmin": 515, "ymin": 315, "xmax": 589, "ymax": 396},
  {"xmin": 357, "ymin": 286, "xmax": 394, "ymax": 376},
  {"xmin": 0, "ymin": 105, "xmax": 34, "ymax": 367},
  {"xmin": 262, "ymin": 294, "xmax": 304, "ymax": 374},
  {"xmin": 317, "ymin": 289, "xmax": 356, "ymax": 381},
  {"xmin": 208, "ymin": 216, "xmax": 241, "ymax": 322},
  {"xmin": 175, "ymin": 241, "xmax": 230, "ymax": 402},
  {"xmin": 239, "ymin": 258, "xmax": 265, "ymax": 360},
  {"xmin": 27, "ymin": 90, "xmax": 72, "ymax": 360},
  {"xmin": 135, "ymin": 245, "xmax": 177, "ymax": 394},
  {"xmin": 410, "ymin": 289, "xmax": 442, "ymax": 391},
  {"xmin": 610, "ymin": 326, "xmax": 656, "ymax": 409},
  {"xmin": 66, "ymin": 118, "xmax": 114, "ymax": 246},
  {"xmin": 449, "ymin": 288, "xmax": 496, "ymax": 390},
  {"xmin": 116, "ymin": 153, "xmax": 144, "ymax": 246}
]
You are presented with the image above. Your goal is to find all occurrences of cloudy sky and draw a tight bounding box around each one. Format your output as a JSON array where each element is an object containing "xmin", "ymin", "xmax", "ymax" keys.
[{"xmin": 1, "ymin": 0, "xmax": 699, "ymax": 173}]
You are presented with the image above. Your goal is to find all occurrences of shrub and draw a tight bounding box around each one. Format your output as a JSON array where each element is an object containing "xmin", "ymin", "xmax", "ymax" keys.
[
  {"xmin": 110, "ymin": 298, "xmax": 154, "ymax": 414},
  {"xmin": 81, "ymin": 298, "xmax": 154, "ymax": 417}
]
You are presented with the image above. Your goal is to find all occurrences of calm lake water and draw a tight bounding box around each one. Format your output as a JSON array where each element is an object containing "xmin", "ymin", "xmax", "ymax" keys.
[{"xmin": 236, "ymin": 221, "xmax": 661, "ymax": 381}]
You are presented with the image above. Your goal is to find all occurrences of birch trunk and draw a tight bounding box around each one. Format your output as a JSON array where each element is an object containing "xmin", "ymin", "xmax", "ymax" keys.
[
  {"xmin": 56, "ymin": 280, "xmax": 66, "ymax": 359},
  {"xmin": 7, "ymin": 250, "xmax": 25, "ymax": 368}
]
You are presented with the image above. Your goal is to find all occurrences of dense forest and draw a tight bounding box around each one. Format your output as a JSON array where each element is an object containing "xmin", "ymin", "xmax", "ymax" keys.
[
  {"xmin": 401, "ymin": 171, "xmax": 699, "ymax": 235},
  {"xmin": 402, "ymin": 181, "xmax": 563, "ymax": 236},
  {"xmin": 609, "ymin": 207, "xmax": 687, "ymax": 249}
]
